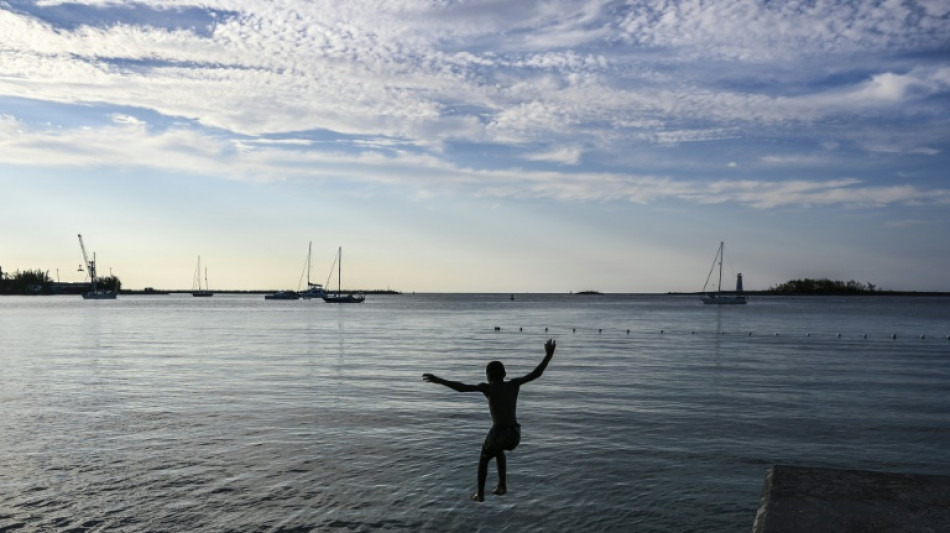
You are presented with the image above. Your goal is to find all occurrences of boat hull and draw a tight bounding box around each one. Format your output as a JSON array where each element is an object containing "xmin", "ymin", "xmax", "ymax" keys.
[
  {"xmin": 82, "ymin": 292, "xmax": 117, "ymax": 300},
  {"xmin": 701, "ymin": 294, "xmax": 747, "ymax": 305},
  {"xmin": 300, "ymin": 287, "xmax": 327, "ymax": 299},
  {"xmin": 265, "ymin": 291, "xmax": 300, "ymax": 300},
  {"xmin": 322, "ymin": 294, "xmax": 364, "ymax": 304}
]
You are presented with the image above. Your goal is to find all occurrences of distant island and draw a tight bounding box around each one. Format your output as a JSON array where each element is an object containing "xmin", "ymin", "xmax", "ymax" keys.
[
  {"xmin": 765, "ymin": 278, "xmax": 879, "ymax": 295},
  {"xmin": 574, "ymin": 290, "xmax": 603, "ymax": 295}
]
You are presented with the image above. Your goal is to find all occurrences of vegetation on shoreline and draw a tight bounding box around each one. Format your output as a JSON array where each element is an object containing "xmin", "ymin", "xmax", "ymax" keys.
[
  {"xmin": 0, "ymin": 267, "xmax": 122, "ymax": 294},
  {"xmin": 766, "ymin": 278, "xmax": 878, "ymax": 294}
]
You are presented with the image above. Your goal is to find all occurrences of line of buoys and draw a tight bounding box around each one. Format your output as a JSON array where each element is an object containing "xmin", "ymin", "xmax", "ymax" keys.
[{"xmin": 492, "ymin": 326, "xmax": 944, "ymax": 339}]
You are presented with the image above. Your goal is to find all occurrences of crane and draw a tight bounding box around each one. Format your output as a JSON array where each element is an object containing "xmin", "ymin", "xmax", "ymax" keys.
[{"xmin": 77, "ymin": 234, "xmax": 98, "ymax": 292}]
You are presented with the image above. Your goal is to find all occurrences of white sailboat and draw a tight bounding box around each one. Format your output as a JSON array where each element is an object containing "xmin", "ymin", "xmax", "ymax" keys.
[
  {"xmin": 299, "ymin": 242, "xmax": 327, "ymax": 299},
  {"xmin": 77, "ymin": 234, "xmax": 117, "ymax": 299},
  {"xmin": 192, "ymin": 256, "xmax": 213, "ymax": 297},
  {"xmin": 700, "ymin": 241, "xmax": 747, "ymax": 305},
  {"xmin": 322, "ymin": 247, "xmax": 364, "ymax": 304}
]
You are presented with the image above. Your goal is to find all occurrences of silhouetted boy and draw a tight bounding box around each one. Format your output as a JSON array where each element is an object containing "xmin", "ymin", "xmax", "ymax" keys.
[{"xmin": 423, "ymin": 339, "xmax": 556, "ymax": 502}]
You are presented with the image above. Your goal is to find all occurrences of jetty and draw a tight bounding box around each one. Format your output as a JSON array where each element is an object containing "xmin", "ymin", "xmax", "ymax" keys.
[{"xmin": 753, "ymin": 465, "xmax": 950, "ymax": 532}]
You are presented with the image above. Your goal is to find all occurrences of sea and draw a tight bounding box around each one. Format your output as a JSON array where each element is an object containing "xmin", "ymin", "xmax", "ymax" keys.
[{"xmin": 1, "ymin": 294, "xmax": 948, "ymax": 532}]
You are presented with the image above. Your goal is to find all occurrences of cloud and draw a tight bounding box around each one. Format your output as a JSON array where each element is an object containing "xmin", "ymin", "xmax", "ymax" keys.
[
  {"xmin": 1, "ymin": 118, "xmax": 947, "ymax": 210},
  {"xmin": 0, "ymin": 0, "xmax": 948, "ymax": 208},
  {"xmin": 523, "ymin": 146, "xmax": 583, "ymax": 165}
]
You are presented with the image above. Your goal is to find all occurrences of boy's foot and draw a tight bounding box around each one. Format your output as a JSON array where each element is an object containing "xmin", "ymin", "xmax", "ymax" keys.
[
  {"xmin": 491, "ymin": 486, "xmax": 507, "ymax": 496},
  {"xmin": 471, "ymin": 493, "xmax": 485, "ymax": 502}
]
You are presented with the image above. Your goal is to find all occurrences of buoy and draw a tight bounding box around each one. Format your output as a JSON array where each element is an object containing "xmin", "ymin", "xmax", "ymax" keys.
[
  {"xmin": 544, "ymin": 327, "xmax": 548, "ymax": 332},
  {"xmin": 774, "ymin": 333, "xmax": 779, "ymax": 336},
  {"xmin": 494, "ymin": 327, "xmax": 501, "ymax": 331},
  {"xmin": 660, "ymin": 329, "xmax": 664, "ymax": 334},
  {"xmin": 836, "ymin": 333, "xmax": 841, "ymax": 338},
  {"xmin": 572, "ymin": 328, "xmax": 576, "ymax": 333},
  {"xmin": 626, "ymin": 329, "xmax": 630, "ymax": 334},
  {"xmin": 806, "ymin": 333, "xmax": 811, "ymax": 337},
  {"xmin": 519, "ymin": 327, "xmax": 523, "ymax": 332},
  {"xmin": 748, "ymin": 332, "xmax": 752, "ymax": 336},
  {"xmin": 598, "ymin": 329, "xmax": 602, "ymax": 334},
  {"xmin": 863, "ymin": 334, "xmax": 867, "ymax": 339},
  {"xmin": 920, "ymin": 334, "xmax": 925, "ymax": 339},
  {"xmin": 690, "ymin": 330, "xmax": 695, "ymax": 334},
  {"xmin": 892, "ymin": 334, "xmax": 897, "ymax": 340},
  {"xmin": 721, "ymin": 331, "xmax": 725, "ymax": 336}
]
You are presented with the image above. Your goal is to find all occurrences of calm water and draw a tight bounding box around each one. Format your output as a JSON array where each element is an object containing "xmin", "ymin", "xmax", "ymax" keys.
[{"xmin": 1, "ymin": 294, "xmax": 948, "ymax": 532}]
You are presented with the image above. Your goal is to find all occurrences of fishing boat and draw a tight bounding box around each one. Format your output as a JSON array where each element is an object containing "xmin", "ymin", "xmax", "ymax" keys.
[
  {"xmin": 264, "ymin": 290, "xmax": 300, "ymax": 300},
  {"xmin": 322, "ymin": 247, "xmax": 364, "ymax": 304},
  {"xmin": 700, "ymin": 241, "xmax": 747, "ymax": 305},
  {"xmin": 77, "ymin": 234, "xmax": 117, "ymax": 299},
  {"xmin": 192, "ymin": 256, "xmax": 213, "ymax": 297},
  {"xmin": 299, "ymin": 242, "xmax": 327, "ymax": 300}
]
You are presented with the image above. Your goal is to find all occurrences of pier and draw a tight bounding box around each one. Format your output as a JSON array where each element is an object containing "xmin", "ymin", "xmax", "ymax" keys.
[{"xmin": 753, "ymin": 465, "xmax": 950, "ymax": 532}]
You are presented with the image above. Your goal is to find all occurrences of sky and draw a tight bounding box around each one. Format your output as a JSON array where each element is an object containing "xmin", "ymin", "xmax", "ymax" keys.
[{"xmin": 1, "ymin": 0, "xmax": 949, "ymax": 293}]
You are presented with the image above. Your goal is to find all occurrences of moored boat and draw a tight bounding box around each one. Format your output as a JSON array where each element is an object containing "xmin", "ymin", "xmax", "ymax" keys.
[
  {"xmin": 322, "ymin": 247, "xmax": 364, "ymax": 304},
  {"xmin": 265, "ymin": 290, "xmax": 300, "ymax": 300},
  {"xmin": 77, "ymin": 234, "xmax": 117, "ymax": 299},
  {"xmin": 700, "ymin": 242, "xmax": 747, "ymax": 305}
]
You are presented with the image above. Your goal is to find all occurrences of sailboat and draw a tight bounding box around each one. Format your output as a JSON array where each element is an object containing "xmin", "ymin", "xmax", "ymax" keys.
[
  {"xmin": 77, "ymin": 234, "xmax": 117, "ymax": 299},
  {"xmin": 322, "ymin": 247, "xmax": 365, "ymax": 304},
  {"xmin": 192, "ymin": 256, "xmax": 213, "ymax": 297},
  {"xmin": 700, "ymin": 241, "xmax": 747, "ymax": 305},
  {"xmin": 299, "ymin": 242, "xmax": 327, "ymax": 299}
]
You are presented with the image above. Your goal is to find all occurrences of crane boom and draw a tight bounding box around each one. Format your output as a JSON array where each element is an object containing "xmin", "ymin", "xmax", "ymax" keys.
[{"xmin": 77, "ymin": 234, "xmax": 97, "ymax": 291}]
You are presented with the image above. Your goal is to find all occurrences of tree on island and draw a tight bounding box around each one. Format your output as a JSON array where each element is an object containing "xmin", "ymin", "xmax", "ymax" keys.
[
  {"xmin": 768, "ymin": 278, "xmax": 878, "ymax": 294},
  {"xmin": 0, "ymin": 268, "xmax": 122, "ymax": 294},
  {"xmin": 0, "ymin": 269, "xmax": 53, "ymax": 294}
]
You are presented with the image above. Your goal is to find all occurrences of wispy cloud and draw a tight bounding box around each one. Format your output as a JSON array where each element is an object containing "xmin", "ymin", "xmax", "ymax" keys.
[
  {"xmin": 2, "ymin": 115, "xmax": 947, "ymax": 210},
  {"xmin": 1, "ymin": 0, "xmax": 948, "ymax": 210}
]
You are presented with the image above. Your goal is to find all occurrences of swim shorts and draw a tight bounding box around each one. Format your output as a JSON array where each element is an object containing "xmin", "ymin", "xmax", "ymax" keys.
[{"xmin": 482, "ymin": 424, "xmax": 521, "ymax": 456}]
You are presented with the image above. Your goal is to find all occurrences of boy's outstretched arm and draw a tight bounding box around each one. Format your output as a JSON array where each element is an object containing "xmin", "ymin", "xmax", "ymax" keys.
[
  {"xmin": 422, "ymin": 373, "xmax": 480, "ymax": 393},
  {"xmin": 512, "ymin": 339, "xmax": 556, "ymax": 385}
]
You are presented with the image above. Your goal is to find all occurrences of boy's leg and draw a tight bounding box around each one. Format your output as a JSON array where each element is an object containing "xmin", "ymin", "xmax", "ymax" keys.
[
  {"xmin": 492, "ymin": 451, "xmax": 507, "ymax": 495},
  {"xmin": 473, "ymin": 451, "xmax": 490, "ymax": 502}
]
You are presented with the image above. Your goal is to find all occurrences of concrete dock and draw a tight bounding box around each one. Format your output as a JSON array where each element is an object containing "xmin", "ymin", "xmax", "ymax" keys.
[{"xmin": 754, "ymin": 465, "xmax": 950, "ymax": 532}]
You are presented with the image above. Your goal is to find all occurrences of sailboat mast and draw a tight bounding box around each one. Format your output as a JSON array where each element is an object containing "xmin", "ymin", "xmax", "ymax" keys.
[
  {"xmin": 717, "ymin": 242, "xmax": 724, "ymax": 295},
  {"xmin": 305, "ymin": 241, "xmax": 312, "ymax": 286},
  {"xmin": 338, "ymin": 247, "xmax": 342, "ymax": 294}
]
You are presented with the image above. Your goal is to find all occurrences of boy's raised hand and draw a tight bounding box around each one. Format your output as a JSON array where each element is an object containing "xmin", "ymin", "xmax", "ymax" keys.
[{"xmin": 544, "ymin": 339, "xmax": 556, "ymax": 356}]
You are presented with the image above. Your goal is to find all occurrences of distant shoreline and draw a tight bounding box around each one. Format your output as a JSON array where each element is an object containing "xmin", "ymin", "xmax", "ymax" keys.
[
  {"xmin": 4, "ymin": 290, "xmax": 950, "ymax": 297},
  {"xmin": 670, "ymin": 291, "xmax": 950, "ymax": 297}
]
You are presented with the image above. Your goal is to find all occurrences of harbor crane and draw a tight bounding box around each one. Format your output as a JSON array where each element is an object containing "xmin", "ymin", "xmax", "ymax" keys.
[{"xmin": 77, "ymin": 234, "xmax": 99, "ymax": 292}]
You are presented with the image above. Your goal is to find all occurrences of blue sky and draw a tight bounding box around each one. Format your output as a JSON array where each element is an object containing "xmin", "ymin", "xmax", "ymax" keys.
[{"xmin": 1, "ymin": 0, "xmax": 948, "ymax": 292}]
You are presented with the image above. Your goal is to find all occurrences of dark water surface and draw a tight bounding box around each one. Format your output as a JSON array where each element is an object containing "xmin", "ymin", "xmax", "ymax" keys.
[{"xmin": 2, "ymin": 294, "xmax": 948, "ymax": 532}]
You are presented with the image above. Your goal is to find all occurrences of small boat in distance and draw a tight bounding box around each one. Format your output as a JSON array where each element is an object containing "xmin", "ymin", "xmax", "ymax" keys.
[
  {"xmin": 299, "ymin": 242, "xmax": 327, "ymax": 300},
  {"xmin": 700, "ymin": 241, "xmax": 747, "ymax": 305},
  {"xmin": 322, "ymin": 247, "xmax": 364, "ymax": 304},
  {"xmin": 192, "ymin": 256, "xmax": 213, "ymax": 297},
  {"xmin": 77, "ymin": 234, "xmax": 117, "ymax": 299},
  {"xmin": 264, "ymin": 290, "xmax": 300, "ymax": 300}
]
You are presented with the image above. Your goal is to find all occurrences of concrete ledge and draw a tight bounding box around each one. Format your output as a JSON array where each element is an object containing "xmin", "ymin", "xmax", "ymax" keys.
[{"xmin": 753, "ymin": 465, "xmax": 950, "ymax": 533}]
